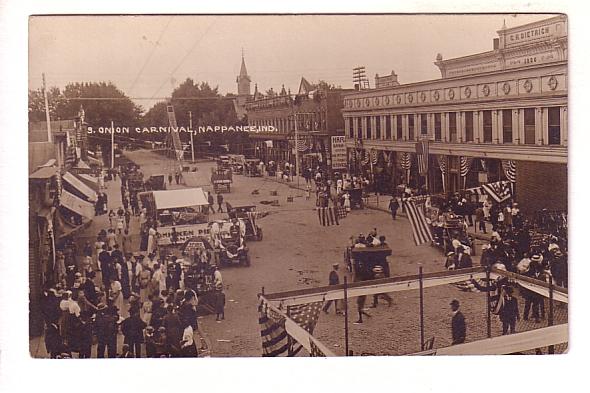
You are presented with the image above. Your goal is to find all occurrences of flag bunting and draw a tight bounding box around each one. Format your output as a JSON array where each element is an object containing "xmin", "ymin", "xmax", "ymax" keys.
[{"xmin": 402, "ymin": 198, "xmax": 434, "ymax": 246}]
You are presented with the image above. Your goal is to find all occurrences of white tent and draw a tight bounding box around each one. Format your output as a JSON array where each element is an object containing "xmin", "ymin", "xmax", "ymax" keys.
[{"xmin": 152, "ymin": 188, "xmax": 208, "ymax": 210}]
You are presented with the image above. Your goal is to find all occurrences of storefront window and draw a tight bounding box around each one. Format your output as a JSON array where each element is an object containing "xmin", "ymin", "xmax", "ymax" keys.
[
  {"xmin": 375, "ymin": 116, "xmax": 381, "ymax": 139},
  {"xmin": 483, "ymin": 110, "xmax": 492, "ymax": 143},
  {"xmin": 524, "ymin": 108, "xmax": 536, "ymax": 144},
  {"xmin": 548, "ymin": 107, "xmax": 561, "ymax": 145},
  {"xmin": 420, "ymin": 114, "xmax": 428, "ymax": 135},
  {"xmin": 449, "ymin": 112, "xmax": 457, "ymax": 142},
  {"xmin": 357, "ymin": 118, "xmax": 362, "ymax": 139},
  {"xmin": 465, "ymin": 112, "xmax": 474, "ymax": 142},
  {"xmin": 502, "ymin": 109, "xmax": 512, "ymax": 143},
  {"xmin": 408, "ymin": 115, "xmax": 414, "ymax": 140},
  {"xmin": 366, "ymin": 117, "xmax": 372, "ymax": 139},
  {"xmin": 385, "ymin": 116, "xmax": 391, "ymax": 139},
  {"xmin": 396, "ymin": 116, "xmax": 403, "ymax": 139},
  {"xmin": 434, "ymin": 113, "xmax": 441, "ymax": 141}
]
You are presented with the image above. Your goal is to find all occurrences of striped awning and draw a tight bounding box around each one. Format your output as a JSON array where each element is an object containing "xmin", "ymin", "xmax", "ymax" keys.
[
  {"xmin": 60, "ymin": 189, "xmax": 95, "ymax": 219},
  {"xmin": 62, "ymin": 171, "xmax": 98, "ymax": 202}
]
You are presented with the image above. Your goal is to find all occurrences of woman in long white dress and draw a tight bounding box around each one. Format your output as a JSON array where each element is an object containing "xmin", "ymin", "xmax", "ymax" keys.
[
  {"xmin": 147, "ymin": 226, "xmax": 157, "ymax": 255},
  {"xmin": 343, "ymin": 193, "xmax": 351, "ymax": 212},
  {"xmin": 110, "ymin": 280, "xmax": 125, "ymax": 318}
]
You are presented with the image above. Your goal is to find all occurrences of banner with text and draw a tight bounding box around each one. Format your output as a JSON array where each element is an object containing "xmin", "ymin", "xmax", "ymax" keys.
[{"xmin": 330, "ymin": 136, "xmax": 347, "ymax": 170}]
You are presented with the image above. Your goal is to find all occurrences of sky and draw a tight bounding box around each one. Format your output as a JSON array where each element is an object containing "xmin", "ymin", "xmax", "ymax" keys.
[{"xmin": 29, "ymin": 14, "xmax": 556, "ymax": 112}]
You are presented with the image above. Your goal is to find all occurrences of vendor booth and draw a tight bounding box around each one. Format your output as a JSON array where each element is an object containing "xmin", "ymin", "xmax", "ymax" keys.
[{"xmin": 139, "ymin": 188, "xmax": 210, "ymax": 246}]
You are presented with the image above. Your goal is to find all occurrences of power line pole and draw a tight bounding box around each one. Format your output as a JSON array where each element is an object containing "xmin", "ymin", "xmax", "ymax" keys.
[
  {"xmin": 111, "ymin": 120, "xmax": 115, "ymax": 169},
  {"xmin": 294, "ymin": 112, "xmax": 300, "ymax": 188},
  {"xmin": 42, "ymin": 73, "xmax": 52, "ymax": 142},
  {"xmin": 189, "ymin": 111, "xmax": 195, "ymax": 162}
]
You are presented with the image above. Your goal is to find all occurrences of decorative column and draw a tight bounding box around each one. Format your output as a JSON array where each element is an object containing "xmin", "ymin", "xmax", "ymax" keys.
[
  {"xmin": 475, "ymin": 111, "xmax": 482, "ymax": 143},
  {"xmin": 344, "ymin": 116, "xmax": 351, "ymax": 138},
  {"xmin": 492, "ymin": 110, "xmax": 499, "ymax": 144},
  {"xmin": 518, "ymin": 109, "xmax": 525, "ymax": 144},
  {"xmin": 535, "ymin": 107, "xmax": 543, "ymax": 145},
  {"xmin": 391, "ymin": 115, "xmax": 397, "ymax": 141},
  {"xmin": 459, "ymin": 112, "xmax": 465, "ymax": 143},
  {"xmin": 442, "ymin": 112, "xmax": 449, "ymax": 142},
  {"xmin": 512, "ymin": 109, "xmax": 520, "ymax": 144},
  {"xmin": 542, "ymin": 107, "xmax": 549, "ymax": 146},
  {"xmin": 402, "ymin": 114, "xmax": 408, "ymax": 141}
]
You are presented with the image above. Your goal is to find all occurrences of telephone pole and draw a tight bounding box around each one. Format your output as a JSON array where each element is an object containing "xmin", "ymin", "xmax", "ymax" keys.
[
  {"xmin": 42, "ymin": 73, "xmax": 52, "ymax": 142},
  {"xmin": 189, "ymin": 111, "xmax": 195, "ymax": 162}
]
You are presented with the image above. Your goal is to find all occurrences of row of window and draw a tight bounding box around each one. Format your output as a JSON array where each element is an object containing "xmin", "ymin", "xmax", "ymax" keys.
[
  {"xmin": 250, "ymin": 113, "xmax": 325, "ymax": 132},
  {"xmin": 346, "ymin": 107, "xmax": 563, "ymax": 145}
]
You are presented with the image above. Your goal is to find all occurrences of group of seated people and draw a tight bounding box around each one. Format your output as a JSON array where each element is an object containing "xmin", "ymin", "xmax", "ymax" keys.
[{"xmin": 351, "ymin": 228, "xmax": 388, "ymax": 248}]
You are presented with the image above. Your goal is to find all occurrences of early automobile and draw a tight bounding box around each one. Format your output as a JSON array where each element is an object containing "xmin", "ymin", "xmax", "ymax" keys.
[
  {"xmin": 209, "ymin": 219, "xmax": 251, "ymax": 267},
  {"xmin": 226, "ymin": 204, "xmax": 263, "ymax": 241}
]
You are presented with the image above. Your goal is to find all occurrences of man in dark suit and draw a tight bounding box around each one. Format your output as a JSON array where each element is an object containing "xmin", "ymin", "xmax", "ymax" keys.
[
  {"xmin": 450, "ymin": 299, "xmax": 466, "ymax": 345},
  {"xmin": 322, "ymin": 263, "xmax": 341, "ymax": 314}
]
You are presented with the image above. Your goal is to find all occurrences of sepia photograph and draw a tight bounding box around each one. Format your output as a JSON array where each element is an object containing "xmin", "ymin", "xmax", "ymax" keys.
[{"xmin": 26, "ymin": 13, "xmax": 568, "ymax": 359}]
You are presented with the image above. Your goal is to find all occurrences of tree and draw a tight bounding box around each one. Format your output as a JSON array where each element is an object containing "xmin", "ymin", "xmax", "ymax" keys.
[
  {"xmin": 141, "ymin": 78, "xmax": 242, "ymax": 145},
  {"xmin": 28, "ymin": 86, "xmax": 65, "ymax": 122},
  {"xmin": 28, "ymin": 81, "xmax": 143, "ymax": 126}
]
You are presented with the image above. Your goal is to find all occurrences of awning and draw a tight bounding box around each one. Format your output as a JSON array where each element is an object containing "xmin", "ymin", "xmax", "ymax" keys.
[
  {"xmin": 73, "ymin": 160, "xmax": 91, "ymax": 169},
  {"xmin": 60, "ymin": 189, "xmax": 95, "ymax": 219},
  {"xmin": 29, "ymin": 166, "xmax": 57, "ymax": 180},
  {"xmin": 77, "ymin": 173, "xmax": 100, "ymax": 192},
  {"xmin": 62, "ymin": 171, "xmax": 97, "ymax": 202},
  {"xmin": 39, "ymin": 159, "xmax": 56, "ymax": 167},
  {"xmin": 152, "ymin": 188, "xmax": 209, "ymax": 210}
]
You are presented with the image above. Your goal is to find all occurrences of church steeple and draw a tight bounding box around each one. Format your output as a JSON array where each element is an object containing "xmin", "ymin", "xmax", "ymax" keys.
[{"xmin": 236, "ymin": 50, "xmax": 251, "ymax": 96}]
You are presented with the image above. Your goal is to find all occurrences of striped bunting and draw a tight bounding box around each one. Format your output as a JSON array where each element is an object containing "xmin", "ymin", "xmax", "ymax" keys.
[
  {"xmin": 370, "ymin": 149, "xmax": 378, "ymax": 165},
  {"xmin": 403, "ymin": 198, "xmax": 433, "ymax": 246},
  {"xmin": 399, "ymin": 152, "xmax": 411, "ymax": 170},
  {"xmin": 317, "ymin": 207, "xmax": 339, "ymax": 226},
  {"xmin": 501, "ymin": 160, "xmax": 517, "ymax": 183},
  {"xmin": 259, "ymin": 306, "xmax": 290, "ymax": 357},
  {"xmin": 460, "ymin": 156, "xmax": 474, "ymax": 178},
  {"xmin": 415, "ymin": 141, "xmax": 429, "ymax": 175}
]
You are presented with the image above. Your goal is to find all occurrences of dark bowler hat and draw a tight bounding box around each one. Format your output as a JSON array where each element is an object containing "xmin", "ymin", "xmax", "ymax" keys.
[{"xmin": 450, "ymin": 299, "xmax": 460, "ymax": 307}]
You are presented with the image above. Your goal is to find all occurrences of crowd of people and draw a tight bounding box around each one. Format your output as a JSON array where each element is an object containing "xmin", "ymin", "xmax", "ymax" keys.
[{"xmin": 41, "ymin": 162, "xmax": 229, "ymax": 359}]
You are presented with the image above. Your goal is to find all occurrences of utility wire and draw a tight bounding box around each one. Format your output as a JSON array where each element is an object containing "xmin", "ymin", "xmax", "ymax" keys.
[
  {"xmin": 128, "ymin": 16, "xmax": 174, "ymax": 96},
  {"xmin": 150, "ymin": 19, "xmax": 217, "ymax": 100}
]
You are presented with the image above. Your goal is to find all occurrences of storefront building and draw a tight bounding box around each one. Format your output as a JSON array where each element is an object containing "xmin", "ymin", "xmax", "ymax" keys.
[
  {"xmin": 246, "ymin": 78, "xmax": 351, "ymax": 173},
  {"xmin": 342, "ymin": 16, "xmax": 567, "ymax": 212}
]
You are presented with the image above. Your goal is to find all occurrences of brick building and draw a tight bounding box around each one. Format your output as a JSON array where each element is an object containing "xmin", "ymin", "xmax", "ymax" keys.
[
  {"xmin": 246, "ymin": 77, "xmax": 351, "ymax": 173},
  {"xmin": 341, "ymin": 15, "xmax": 567, "ymax": 213}
]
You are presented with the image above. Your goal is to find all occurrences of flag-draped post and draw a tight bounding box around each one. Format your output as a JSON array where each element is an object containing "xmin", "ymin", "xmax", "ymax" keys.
[
  {"xmin": 344, "ymin": 276, "xmax": 349, "ymax": 356},
  {"xmin": 419, "ymin": 265, "xmax": 425, "ymax": 351}
]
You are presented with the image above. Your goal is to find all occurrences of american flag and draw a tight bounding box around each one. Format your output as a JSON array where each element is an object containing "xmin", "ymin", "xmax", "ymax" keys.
[
  {"xmin": 317, "ymin": 207, "xmax": 339, "ymax": 226},
  {"xmin": 415, "ymin": 140, "xmax": 429, "ymax": 175},
  {"xmin": 403, "ymin": 198, "xmax": 433, "ymax": 246},
  {"xmin": 481, "ymin": 180, "xmax": 512, "ymax": 203},
  {"xmin": 296, "ymin": 139, "xmax": 308, "ymax": 152},
  {"xmin": 259, "ymin": 305, "xmax": 290, "ymax": 357},
  {"xmin": 287, "ymin": 301, "xmax": 324, "ymax": 356},
  {"xmin": 258, "ymin": 301, "xmax": 324, "ymax": 357}
]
